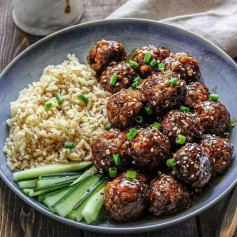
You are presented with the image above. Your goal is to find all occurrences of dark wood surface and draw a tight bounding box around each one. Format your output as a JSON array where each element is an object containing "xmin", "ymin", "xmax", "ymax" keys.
[{"xmin": 0, "ymin": 0, "xmax": 236, "ymax": 236}]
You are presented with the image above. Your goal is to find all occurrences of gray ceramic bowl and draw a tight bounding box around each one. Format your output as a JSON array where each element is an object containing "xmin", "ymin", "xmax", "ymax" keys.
[{"xmin": 0, "ymin": 19, "xmax": 236, "ymax": 234}]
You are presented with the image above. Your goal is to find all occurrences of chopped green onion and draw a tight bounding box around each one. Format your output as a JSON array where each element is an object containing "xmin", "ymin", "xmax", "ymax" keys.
[
  {"xmin": 168, "ymin": 78, "xmax": 179, "ymax": 85},
  {"xmin": 152, "ymin": 122, "xmax": 161, "ymax": 130},
  {"xmin": 132, "ymin": 80, "xmax": 140, "ymax": 89},
  {"xmin": 126, "ymin": 170, "xmax": 137, "ymax": 179},
  {"xmin": 209, "ymin": 93, "xmax": 219, "ymax": 101},
  {"xmin": 129, "ymin": 60, "xmax": 139, "ymax": 68},
  {"xmin": 166, "ymin": 158, "xmax": 176, "ymax": 167},
  {"xmin": 135, "ymin": 116, "xmax": 144, "ymax": 124},
  {"xmin": 134, "ymin": 76, "xmax": 141, "ymax": 82},
  {"xmin": 44, "ymin": 102, "xmax": 53, "ymax": 110},
  {"xmin": 126, "ymin": 128, "xmax": 138, "ymax": 140},
  {"xmin": 113, "ymin": 154, "xmax": 120, "ymax": 166},
  {"xmin": 144, "ymin": 52, "xmax": 152, "ymax": 63},
  {"xmin": 176, "ymin": 134, "xmax": 186, "ymax": 145},
  {"xmin": 180, "ymin": 106, "xmax": 190, "ymax": 112},
  {"xmin": 145, "ymin": 106, "xmax": 153, "ymax": 115},
  {"xmin": 78, "ymin": 94, "xmax": 89, "ymax": 103},
  {"xmin": 64, "ymin": 142, "xmax": 74, "ymax": 149},
  {"xmin": 158, "ymin": 63, "xmax": 165, "ymax": 71},
  {"xmin": 109, "ymin": 167, "xmax": 117, "ymax": 178},
  {"xmin": 55, "ymin": 93, "xmax": 64, "ymax": 105},
  {"xmin": 110, "ymin": 74, "xmax": 117, "ymax": 86},
  {"xmin": 104, "ymin": 124, "xmax": 113, "ymax": 131},
  {"xmin": 150, "ymin": 59, "xmax": 157, "ymax": 67}
]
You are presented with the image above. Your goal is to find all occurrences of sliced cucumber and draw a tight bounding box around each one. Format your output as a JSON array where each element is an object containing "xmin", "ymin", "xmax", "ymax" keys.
[
  {"xmin": 37, "ymin": 194, "xmax": 47, "ymax": 202},
  {"xmin": 53, "ymin": 174, "xmax": 101, "ymax": 217},
  {"xmin": 39, "ymin": 172, "xmax": 82, "ymax": 180},
  {"xmin": 81, "ymin": 187, "xmax": 105, "ymax": 224},
  {"xmin": 70, "ymin": 166, "xmax": 97, "ymax": 186},
  {"xmin": 37, "ymin": 175, "xmax": 80, "ymax": 188},
  {"xmin": 22, "ymin": 188, "xmax": 33, "ymax": 195},
  {"xmin": 13, "ymin": 161, "xmax": 92, "ymax": 181},
  {"xmin": 18, "ymin": 179, "xmax": 38, "ymax": 189}
]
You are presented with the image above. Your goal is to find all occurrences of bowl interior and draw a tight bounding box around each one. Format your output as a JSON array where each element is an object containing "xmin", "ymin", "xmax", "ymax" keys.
[{"xmin": 0, "ymin": 19, "xmax": 236, "ymax": 233}]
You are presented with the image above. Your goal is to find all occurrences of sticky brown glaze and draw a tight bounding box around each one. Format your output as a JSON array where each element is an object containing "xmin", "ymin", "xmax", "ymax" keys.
[
  {"xmin": 200, "ymin": 134, "xmax": 234, "ymax": 174},
  {"xmin": 87, "ymin": 40, "xmax": 126, "ymax": 75},
  {"xmin": 139, "ymin": 71, "xmax": 186, "ymax": 115},
  {"xmin": 194, "ymin": 101, "xmax": 230, "ymax": 135},
  {"xmin": 129, "ymin": 127, "xmax": 171, "ymax": 170},
  {"xmin": 132, "ymin": 45, "xmax": 170, "ymax": 78},
  {"xmin": 161, "ymin": 110, "xmax": 204, "ymax": 145},
  {"xmin": 149, "ymin": 173, "xmax": 191, "ymax": 216},
  {"xmin": 107, "ymin": 89, "xmax": 144, "ymax": 129},
  {"xmin": 99, "ymin": 61, "xmax": 138, "ymax": 94},
  {"xmin": 163, "ymin": 52, "xmax": 201, "ymax": 83},
  {"xmin": 173, "ymin": 143, "xmax": 212, "ymax": 188},
  {"xmin": 104, "ymin": 171, "xmax": 149, "ymax": 222},
  {"xmin": 92, "ymin": 131, "xmax": 130, "ymax": 173},
  {"xmin": 185, "ymin": 82, "xmax": 209, "ymax": 108}
]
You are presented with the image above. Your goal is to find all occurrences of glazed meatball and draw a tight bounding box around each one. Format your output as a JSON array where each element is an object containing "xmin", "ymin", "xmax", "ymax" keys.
[
  {"xmin": 107, "ymin": 89, "xmax": 144, "ymax": 129},
  {"xmin": 194, "ymin": 101, "xmax": 230, "ymax": 135},
  {"xmin": 149, "ymin": 173, "xmax": 191, "ymax": 216},
  {"xmin": 104, "ymin": 171, "xmax": 148, "ymax": 222},
  {"xmin": 132, "ymin": 45, "xmax": 170, "ymax": 78},
  {"xmin": 139, "ymin": 71, "xmax": 186, "ymax": 115},
  {"xmin": 173, "ymin": 143, "xmax": 212, "ymax": 188},
  {"xmin": 161, "ymin": 110, "xmax": 204, "ymax": 145},
  {"xmin": 130, "ymin": 127, "xmax": 171, "ymax": 170},
  {"xmin": 87, "ymin": 40, "xmax": 126, "ymax": 74},
  {"xmin": 163, "ymin": 52, "xmax": 200, "ymax": 83},
  {"xmin": 92, "ymin": 131, "xmax": 130, "ymax": 173},
  {"xmin": 185, "ymin": 82, "xmax": 209, "ymax": 107},
  {"xmin": 200, "ymin": 134, "xmax": 234, "ymax": 174},
  {"xmin": 100, "ymin": 61, "xmax": 138, "ymax": 93}
]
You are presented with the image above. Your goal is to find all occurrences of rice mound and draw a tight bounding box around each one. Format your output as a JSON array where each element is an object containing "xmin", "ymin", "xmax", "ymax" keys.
[{"xmin": 3, "ymin": 54, "xmax": 111, "ymax": 171}]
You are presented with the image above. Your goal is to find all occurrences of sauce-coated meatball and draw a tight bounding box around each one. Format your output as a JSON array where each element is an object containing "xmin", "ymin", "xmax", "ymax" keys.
[
  {"xmin": 149, "ymin": 173, "xmax": 191, "ymax": 216},
  {"xmin": 100, "ymin": 61, "xmax": 138, "ymax": 93},
  {"xmin": 139, "ymin": 71, "xmax": 186, "ymax": 115},
  {"xmin": 185, "ymin": 82, "xmax": 209, "ymax": 108},
  {"xmin": 104, "ymin": 171, "xmax": 148, "ymax": 222},
  {"xmin": 173, "ymin": 143, "xmax": 212, "ymax": 188},
  {"xmin": 87, "ymin": 40, "xmax": 126, "ymax": 74},
  {"xmin": 163, "ymin": 52, "xmax": 200, "ymax": 83},
  {"xmin": 194, "ymin": 101, "xmax": 230, "ymax": 135},
  {"xmin": 92, "ymin": 131, "xmax": 130, "ymax": 173},
  {"xmin": 161, "ymin": 110, "xmax": 204, "ymax": 145},
  {"xmin": 130, "ymin": 127, "xmax": 171, "ymax": 170},
  {"xmin": 107, "ymin": 89, "xmax": 144, "ymax": 129},
  {"xmin": 200, "ymin": 134, "xmax": 234, "ymax": 174},
  {"xmin": 132, "ymin": 45, "xmax": 170, "ymax": 78}
]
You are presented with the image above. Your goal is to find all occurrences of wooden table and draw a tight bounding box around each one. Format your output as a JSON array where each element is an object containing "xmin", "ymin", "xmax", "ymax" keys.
[{"xmin": 0, "ymin": 0, "xmax": 236, "ymax": 236}]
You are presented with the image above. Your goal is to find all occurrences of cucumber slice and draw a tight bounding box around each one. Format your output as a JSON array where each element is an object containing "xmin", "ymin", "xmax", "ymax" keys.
[
  {"xmin": 53, "ymin": 174, "xmax": 101, "ymax": 217},
  {"xmin": 81, "ymin": 187, "xmax": 105, "ymax": 224},
  {"xmin": 22, "ymin": 188, "xmax": 33, "ymax": 195},
  {"xmin": 18, "ymin": 179, "xmax": 38, "ymax": 189},
  {"xmin": 37, "ymin": 194, "xmax": 47, "ymax": 202},
  {"xmin": 39, "ymin": 172, "xmax": 82, "ymax": 180},
  {"xmin": 13, "ymin": 161, "xmax": 92, "ymax": 181},
  {"xmin": 37, "ymin": 175, "xmax": 80, "ymax": 188},
  {"xmin": 70, "ymin": 166, "xmax": 97, "ymax": 186}
]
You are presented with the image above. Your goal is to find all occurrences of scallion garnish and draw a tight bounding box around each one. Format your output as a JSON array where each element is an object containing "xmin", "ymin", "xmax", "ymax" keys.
[
  {"xmin": 78, "ymin": 94, "xmax": 89, "ymax": 103},
  {"xmin": 152, "ymin": 122, "xmax": 161, "ymax": 130},
  {"xmin": 109, "ymin": 167, "xmax": 117, "ymax": 178},
  {"xmin": 150, "ymin": 59, "xmax": 157, "ymax": 67},
  {"xmin": 168, "ymin": 78, "xmax": 179, "ymax": 85},
  {"xmin": 176, "ymin": 134, "xmax": 186, "ymax": 145},
  {"xmin": 113, "ymin": 154, "xmax": 120, "ymax": 166},
  {"xmin": 55, "ymin": 93, "xmax": 64, "ymax": 105},
  {"xmin": 144, "ymin": 52, "xmax": 152, "ymax": 63},
  {"xmin": 132, "ymin": 76, "xmax": 142, "ymax": 88},
  {"xmin": 158, "ymin": 63, "xmax": 165, "ymax": 71},
  {"xmin": 126, "ymin": 128, "xmax": 138, "ymax": 140},
  {"xmin": 166, "ymin": 158, "xmax": 176, "ymax": 167},
  {"xmin": 145, "ymin": 106, "xmax": 153, "ymax": 115},
  {"xmin": 104, "ymin": 124, "xmax": 113, "ymax": 131},
  {"xmin": 209, "ymin": 93, "xmax": 219, "ymax": 101},
  {"xmin": 129, "ymin": 60, "xmax": 139, "ymax": 68},
  {"xmin": 126, "ymin": 170, "xmax": 137, "ymax": 179},
  {"xmin": 135, "ymin": 116, "xmax": 144, "ymax": 124},
  {"xmin": 64, "ymin": 142, "xmax": 74, "ymax": 149},
  {"xmin": 180, "ymin": 106, "xmax": 190, "ymax": 112},
  {"xmin": 110, "ymin": 74, "xmax": 117, "ymax": 86},
  {"xmin": 44, "ymin": 101, "xmax": 53, "ymax": 110}
]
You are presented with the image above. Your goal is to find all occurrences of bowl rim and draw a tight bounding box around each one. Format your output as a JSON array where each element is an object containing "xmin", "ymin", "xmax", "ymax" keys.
[{"xmin": 0, "ymin": 18, "xmax": 237, "ymax": 234}]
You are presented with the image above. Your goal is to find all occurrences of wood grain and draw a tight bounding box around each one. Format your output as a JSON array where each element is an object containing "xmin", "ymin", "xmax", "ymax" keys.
[{"xmin": 0, "ymin": 0, "xmax": 236, "ymax": 236}]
